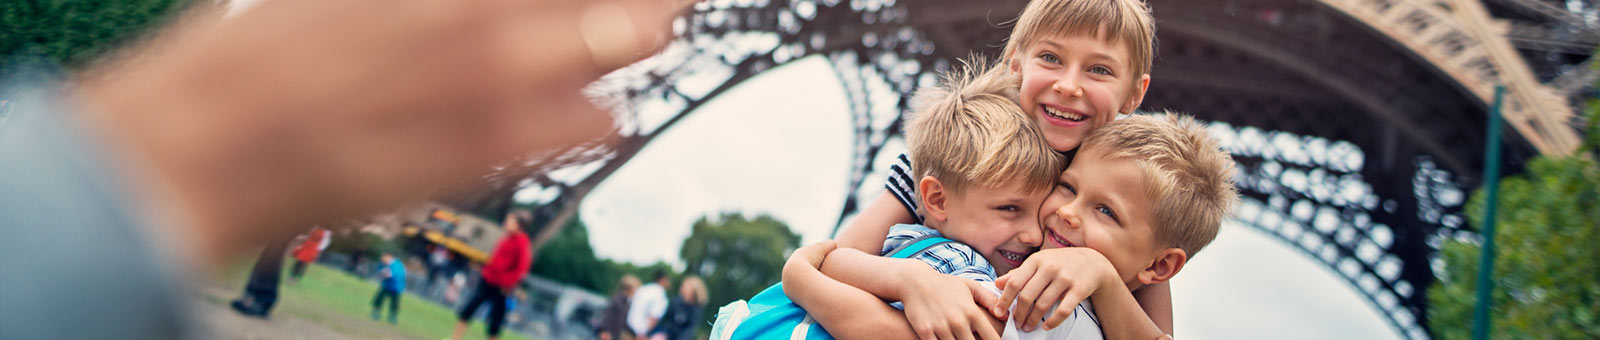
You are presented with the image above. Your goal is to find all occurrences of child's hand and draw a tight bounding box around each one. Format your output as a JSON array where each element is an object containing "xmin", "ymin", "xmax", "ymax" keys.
[
  {"xmin": 992, "ymin": 247, "xmax": 1119, "ymax": 332},
  {"xmin": 898, "ymin": 273, "xmax": 1002, "ymax": 340}
]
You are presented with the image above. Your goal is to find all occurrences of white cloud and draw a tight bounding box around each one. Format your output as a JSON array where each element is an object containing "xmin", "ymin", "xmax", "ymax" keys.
[
  {"xmin": 582, "ymin": 56, "xmax": 852, "ymax": 266},
  {"xmin": 1173, "ymin": 221, "xmax": 1403, "ymax": 339}
]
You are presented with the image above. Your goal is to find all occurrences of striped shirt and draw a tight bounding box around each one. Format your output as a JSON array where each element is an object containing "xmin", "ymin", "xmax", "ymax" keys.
[
  {"xmin": 880, "ymin": 224, "xmax": 998, "ymax": 309},
  {"xmin": 885, "ymin": 153, "xmax": 924, "ymax": 224}
]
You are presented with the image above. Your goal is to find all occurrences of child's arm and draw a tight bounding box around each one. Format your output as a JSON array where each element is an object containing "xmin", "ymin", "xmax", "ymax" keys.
[
  {"xmin": 834, "ymin": 192, "xmax": 917, "ymax": 254},
  {"xmin": 817, "ymin": 247, "xmax": 1004, "ymax": 340},
  {"xmin": 992, "ymin": 247, "xmax": 1165, "ymax": 340},
  {"xmin": 1135, "ymin": 281, "xmax": 1175, "ymax": 333},
  {"xmin": 781, "ymin": 241, "xmax": 919, "ymax": 340}
]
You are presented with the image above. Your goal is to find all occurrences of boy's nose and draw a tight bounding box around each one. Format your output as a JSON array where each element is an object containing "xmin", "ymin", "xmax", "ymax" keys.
[
  {"xmin": 1018, "ymin": 222, "xmax": 1043, "ymax": 247},
  {"xmin": 1056, "ymin": 204, "xmax": 1083, "ymax": 230}
]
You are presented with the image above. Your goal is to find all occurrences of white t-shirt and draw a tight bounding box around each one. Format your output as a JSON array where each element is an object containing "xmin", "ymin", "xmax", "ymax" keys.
[
  {"xmin": 627, "ymin": 282, "xmax": 670, "ymax": 335},
  {"xmin": 1000, "ymin": 299, "xmax": 1103, "ymax": 340}
]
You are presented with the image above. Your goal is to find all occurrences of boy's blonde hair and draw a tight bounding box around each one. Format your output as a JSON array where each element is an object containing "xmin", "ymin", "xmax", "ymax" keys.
[
  {"xmin": 1080, "ymin": 112, "xmax": 1237, "ymax": 257},
  {"xmin": 1001, "ymin": 0, "xmax": 1157, "ymax": 83},
  {"xmin": 905, "ymin": 58, "xmax": 1065, "ymax": 206}
]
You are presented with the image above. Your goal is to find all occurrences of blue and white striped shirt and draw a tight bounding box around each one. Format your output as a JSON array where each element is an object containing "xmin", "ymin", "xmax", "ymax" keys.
[{"xmin": 880, "ymin": 224, "xmax": 997, "ymax": 309}]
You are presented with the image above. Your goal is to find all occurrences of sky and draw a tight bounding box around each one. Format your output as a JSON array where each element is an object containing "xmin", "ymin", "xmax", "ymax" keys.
[{"xmin": 567, "ymin": 56, "xmax": 1405, "ymax": 339}]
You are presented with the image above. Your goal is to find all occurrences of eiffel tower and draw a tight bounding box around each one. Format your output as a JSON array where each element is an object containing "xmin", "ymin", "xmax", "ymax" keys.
[{"xmin": 447, "ymin": 1, "xmax": 1597, "ymax": 338}]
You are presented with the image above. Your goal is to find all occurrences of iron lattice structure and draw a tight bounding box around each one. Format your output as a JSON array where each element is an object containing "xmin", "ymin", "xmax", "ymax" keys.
[{"xmin": 455, "ymin": 0, "xmax": 1597, "ymax": 339}]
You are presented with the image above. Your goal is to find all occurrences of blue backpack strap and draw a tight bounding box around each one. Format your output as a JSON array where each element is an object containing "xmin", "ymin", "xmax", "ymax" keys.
[
  {"xmin": 885, "ymin": 233, "xmax": 957, "ymax": 259},
  {"xmin": 725, "ymin": 233, "xmax": 957, "ymax": 340}
]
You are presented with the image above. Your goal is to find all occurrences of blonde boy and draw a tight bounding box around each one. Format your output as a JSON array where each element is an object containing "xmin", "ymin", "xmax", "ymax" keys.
[
  {"xmin": 999, "ymin": 112, "xmax": 1239, "ymax": 339},
  {"xmin": 886, "ymin": 57, "xmax": 1064, "ymax": 282}
]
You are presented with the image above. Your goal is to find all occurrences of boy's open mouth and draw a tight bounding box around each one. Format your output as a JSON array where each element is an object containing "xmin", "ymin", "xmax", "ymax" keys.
[
  {"xmin": 997, "ymin": 249, "xmax": 1027, "ymax": 268},
  {"xmin": 1042, "ymin": 105, "xmax": 1088, "ymax": 122}
]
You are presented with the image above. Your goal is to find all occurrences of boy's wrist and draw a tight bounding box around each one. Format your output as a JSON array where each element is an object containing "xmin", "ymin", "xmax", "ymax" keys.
[{"xmin": 885, "ymin": 262, "xmax": 939, "ymax": 301}]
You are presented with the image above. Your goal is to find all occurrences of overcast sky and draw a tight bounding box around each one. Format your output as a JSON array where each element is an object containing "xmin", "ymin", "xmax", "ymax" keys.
[{"xmin": 560, "ymin": 56, "xmax": 1405, "ymax": 339}]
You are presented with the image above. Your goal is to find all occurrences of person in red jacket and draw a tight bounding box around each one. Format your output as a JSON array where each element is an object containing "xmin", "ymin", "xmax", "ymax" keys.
[
  {"xmin": 289, "ymin": 227, "xmax": 331, "ymax": 282},
  {"xmin": 450, "ymin": 210, "xmax": 533, "ymax": 340}
]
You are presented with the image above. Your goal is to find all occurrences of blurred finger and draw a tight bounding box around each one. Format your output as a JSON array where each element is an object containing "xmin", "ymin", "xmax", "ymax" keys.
[{"xmin": 502, "ymin": 0, "xmax": 675, "ymax": 80}]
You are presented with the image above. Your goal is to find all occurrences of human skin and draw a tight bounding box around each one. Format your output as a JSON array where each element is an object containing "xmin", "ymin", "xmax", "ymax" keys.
[{"xmin": 70, "ymin": 0, "xmax": 677, "ymax": 265}]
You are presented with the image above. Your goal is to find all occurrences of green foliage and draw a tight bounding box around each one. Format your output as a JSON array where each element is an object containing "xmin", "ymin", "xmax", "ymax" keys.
[
  {"xmin": 524, "ymin": 212, "xmax": 683, "ymax": 296},
  {"xmin": 1, "ymin": 0, "xmax": 188, "ymax": 72},
  {"xmin": 530, "ymin": 215, "xmax": 650, "ymax": 295},
  {"xmin": 1428, "ymin": 94, "xmax": 1600, "ymax": 339},
  {"xmin": 679, "ymin": 213, "xmax": 802, "ymax": 331},
  {"xmin": 326, "ymin": 230, "xmax": 400, "ymax": 258}
]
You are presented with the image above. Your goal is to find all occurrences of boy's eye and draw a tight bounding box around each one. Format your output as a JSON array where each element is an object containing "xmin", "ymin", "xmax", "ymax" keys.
[
  {"xmin": 1096, "ymin": 205, "xmax": 1118, "ymax": 222},
  {"xmin": 997, "ymin": 205, "xmax": 1022, "ymax": 213},
  {"xmin": 1039, "ymin": 52, "xmax": 1060, "ymax": 64},
  {"xmin": 1059, "ymin": 182, "xmax": 1077, "ymax": 195},
  {"xmin": 1089, "ymin": 65, "xmax": 1113, "ymax": 76}
]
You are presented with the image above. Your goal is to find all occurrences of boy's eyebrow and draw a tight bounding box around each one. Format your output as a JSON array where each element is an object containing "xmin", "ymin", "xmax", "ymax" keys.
[{"xmin": 987, "ymin": 191, "xmax": 1035, "ymax": 206}]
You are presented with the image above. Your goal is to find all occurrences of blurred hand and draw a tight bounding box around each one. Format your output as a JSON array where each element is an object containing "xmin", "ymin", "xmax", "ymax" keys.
[
  {"xmin": 992, "ymin": 247, "xmax": 1119, "ymax": 332},
  {"xmin": 73, "ymin": 0, "xmax": 676, "ymax": 259}
]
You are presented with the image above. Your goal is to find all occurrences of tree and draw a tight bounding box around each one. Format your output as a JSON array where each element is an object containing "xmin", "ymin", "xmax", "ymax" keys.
[
  {"xmin": 530, "ymin": 214, "xmax": 612, "ymax": 293},
  {"xmin": 680, "ymin": 213, "xmax": 802, "ymax": 331},
  {"xmin": 2, "ymin": 0, "xmax": 188, "ymax": 73},
  {"xmin": 1428, "ymin": 90, "xmax": 1600, "ymax": 339}
]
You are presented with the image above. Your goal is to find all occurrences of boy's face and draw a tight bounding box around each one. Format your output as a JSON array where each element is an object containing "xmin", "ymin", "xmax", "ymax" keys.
[
  {"xmin": 382, "ymin": 254, "xmax": 395, "ymax": 263},
  {"xmin": 937, "ymin": 180, "xmax": 1048, "ymax": 274},
  {"xmin": 1010, "ymin": 33, "xmax": 1148, "ymax": 152},
  {"xmin": 1037, "ymin": 146, "xmax": 1160, "ymax": 288}
]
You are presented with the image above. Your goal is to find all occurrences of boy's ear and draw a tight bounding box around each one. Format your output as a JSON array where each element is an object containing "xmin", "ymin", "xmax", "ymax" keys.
[
  {"xmin": 1120, "ymin": 74, "xmax": 1151, "ymax": 114},
  {"xmin": 1008, "ymin": 54, "xmax": 1022, "ymax": 74},
  {"xmin": 1137, "ymin": 247, "xmax": 1187, "ymax": 285},
  {"xmin": 918, "ymin": 176, "xmax": 950, "ymax": 223}
]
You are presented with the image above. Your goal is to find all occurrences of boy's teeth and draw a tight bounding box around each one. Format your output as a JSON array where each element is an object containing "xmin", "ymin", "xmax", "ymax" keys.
[{"xmin": 1044, "ymin": 106, "xmax": 1085, "ymax": 121}]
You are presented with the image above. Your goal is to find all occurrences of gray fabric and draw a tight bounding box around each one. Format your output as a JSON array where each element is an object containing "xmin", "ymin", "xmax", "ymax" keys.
[{"xmin": 0, "ymin": 84, "xmax": 196, "ymax": 340}]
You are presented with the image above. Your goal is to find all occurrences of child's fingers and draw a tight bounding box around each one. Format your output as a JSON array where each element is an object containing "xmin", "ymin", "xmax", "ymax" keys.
[
  {"xmin": 1024, "ymin": 278, "xmax": 1070, "ymax": 331},
  {"xmin": 934, "ymin": 324, "xmax": 956, "ymax": 340},
  {"xmin": 965, "ymin": 280, "xmax": 1000, "ymax": 313},
  {"xmin": 970, "ymin": 309, "xmax": 1002, "ymax": 340},
  {"xmin": 953, "ymin": 319, "xmax": 975, "ymax": 340},
  {"xmin": 993, "ymin": 265, "xmax": 1033, "ymax": 318},
  {"xmin": 1042, "ymin": 287, "xmax": 1093, "ymax": 330},
  {"xmin": 1011, "ymin": 267, "xmax": 1054, "ymax": 331}
]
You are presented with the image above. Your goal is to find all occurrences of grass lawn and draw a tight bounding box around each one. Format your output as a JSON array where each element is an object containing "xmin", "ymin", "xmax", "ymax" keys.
[{"xmin": 211, "ymin": 261, "xmax": 539, "ymax": 340}]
